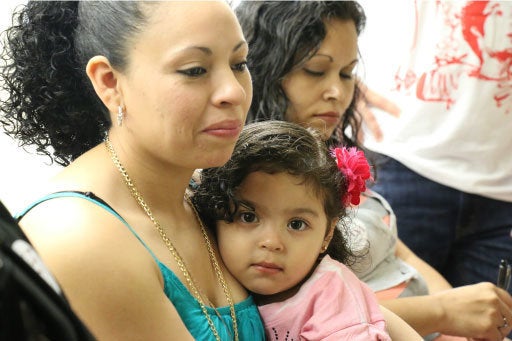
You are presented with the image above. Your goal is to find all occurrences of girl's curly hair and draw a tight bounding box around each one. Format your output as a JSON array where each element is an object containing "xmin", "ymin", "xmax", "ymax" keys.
[{"xmin": 193, "ymin": 120, "xmax": 357, "ymax": 265}]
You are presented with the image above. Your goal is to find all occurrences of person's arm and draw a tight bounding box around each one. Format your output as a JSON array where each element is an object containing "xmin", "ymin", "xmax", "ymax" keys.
[
  {"xmin": 20, "ymin": 199, "xmax": 195, "ymax": 340},
  {"xmin": 379, "ymin": 305, "xmax": 422, "ymax": 340},
  {"xmin": 395, "ymin": 238, "xmax": 452, "ymax": 293},
  {"xmin": 386, "ymin": 240, "xmax": 512, "ymax": 338},
  {"xmin": 356, "ymin": 80, "xmax": 400, "ymax": 142},
  {"xmin": 380, "ymin": 283, "xmax": 512, "ymax": 339}
]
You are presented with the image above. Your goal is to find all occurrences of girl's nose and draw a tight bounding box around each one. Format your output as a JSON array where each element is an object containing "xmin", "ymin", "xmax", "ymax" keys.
[{"xmin": 258, "ymin": 226, "xmax": 284, "ymax": 252}]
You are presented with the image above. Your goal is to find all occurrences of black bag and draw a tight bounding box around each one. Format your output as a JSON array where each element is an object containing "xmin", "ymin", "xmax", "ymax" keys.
[{"xmin": 0, "ymin": 200, "xmax": 95, "ymax": 340}]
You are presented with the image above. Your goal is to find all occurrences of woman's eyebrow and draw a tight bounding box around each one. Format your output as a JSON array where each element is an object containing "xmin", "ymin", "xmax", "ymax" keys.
[
  {"xmin": 313, "ymin": 53, "xmax": 334, "ymax": 62},
  {"xmin": 310, "ymin": 54, "xmax": 359, "ymax": 66},
  {"xmin": 179, "ymin": 40, "xmax": 248, "ymax": 56},
  {"xmin": 233, "ymin": 40, "xmax": 248, "ymax": 52}
]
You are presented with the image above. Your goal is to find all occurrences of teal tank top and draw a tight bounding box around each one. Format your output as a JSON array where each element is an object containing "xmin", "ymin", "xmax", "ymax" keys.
[{"xmin": 16, "ymin": 191, "xmax": 265, "ymax": 341}]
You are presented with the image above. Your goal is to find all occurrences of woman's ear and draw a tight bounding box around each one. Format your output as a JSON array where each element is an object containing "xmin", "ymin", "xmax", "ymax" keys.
[
  {"xmin": 321, "ymin": 219, "xmax": 338, "ymax": 253},
  {"xmin": 85, "ymin": 56, "xmax": 122, "ymax": 116}
]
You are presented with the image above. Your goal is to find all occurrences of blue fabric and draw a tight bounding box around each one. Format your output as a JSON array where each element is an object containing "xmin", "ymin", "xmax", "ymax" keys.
[
  {"xmin": 159, "ymin": 262, "xmax": 263, "ymax": 341},
  {"xmin": 369, "ymin": 154, "xmax": 512, "ymax": 293},
  {"xmin": 16, "ymin": 191, "xmax": 265, "ymax": 340}
]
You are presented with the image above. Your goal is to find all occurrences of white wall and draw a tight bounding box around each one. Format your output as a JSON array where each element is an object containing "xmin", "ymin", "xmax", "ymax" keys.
[{"xmin": 0, "ymin": 0, "xmax": 62, "ymax": 214}]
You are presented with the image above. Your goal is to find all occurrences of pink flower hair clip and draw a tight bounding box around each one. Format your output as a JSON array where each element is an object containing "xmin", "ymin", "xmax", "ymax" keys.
[{"xmin": 331, "ymin": 146, "xmax": 372, "ymax": 206}]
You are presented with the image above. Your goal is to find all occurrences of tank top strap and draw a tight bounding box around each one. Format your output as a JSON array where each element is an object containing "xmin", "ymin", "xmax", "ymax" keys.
[{"xmin": 15, "ymin": 191, "xmax": 160, "ymax": 262}]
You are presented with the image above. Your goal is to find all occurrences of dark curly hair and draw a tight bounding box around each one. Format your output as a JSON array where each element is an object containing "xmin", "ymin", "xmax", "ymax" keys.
[
  {"xmin": 235, "ymin": 1, "xmax": 366, "ymax": 149},
  {"xmin": 193, "ymin": 120, "xmax": 356, "ymax": 265},
  {"xmin": 0, "ymin": 1, "xmax": 154, "ymax": 166}
]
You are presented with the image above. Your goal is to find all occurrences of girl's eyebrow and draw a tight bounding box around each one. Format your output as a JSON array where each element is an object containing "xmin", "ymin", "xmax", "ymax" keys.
[
  {"xmin": 288, "ymin": 208, "xmax": 320, "ymax": 218},
  {"xmin": 238, "ymin": 200, "xmax": 255, "ymax": 211},
  {"xmin": 237, "ymin": 195, "xmax": 320, "ymax": 217}
]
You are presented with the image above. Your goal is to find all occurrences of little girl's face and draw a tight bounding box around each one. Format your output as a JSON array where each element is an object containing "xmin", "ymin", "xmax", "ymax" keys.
[{"xmin": 216, "ymin": 171, "xmax": 335, "ymax": 303}]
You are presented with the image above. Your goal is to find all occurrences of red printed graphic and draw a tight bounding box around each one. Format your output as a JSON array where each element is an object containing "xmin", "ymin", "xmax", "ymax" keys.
[{"xmin": 393, "ymin": 1, "xmax": 512, "ymax": 113}]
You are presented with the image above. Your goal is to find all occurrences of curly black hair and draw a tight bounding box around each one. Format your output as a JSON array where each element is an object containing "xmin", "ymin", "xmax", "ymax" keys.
[
  {"xmin": 0, "ymin": 1, "xmax": 153, "ymax": 166},
  {"xmin": 235, "ymin": 1, "xmax": 366, "ymax": 149},
  {"xmin": 193, "ymin": 120, "xmax": 357, "ymax": 265}
]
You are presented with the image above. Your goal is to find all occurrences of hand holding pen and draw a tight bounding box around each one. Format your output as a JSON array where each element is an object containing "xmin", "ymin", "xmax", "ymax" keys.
[{"xmin": 496, "ymin": 259, "xmax": 511, "ymax": 339}]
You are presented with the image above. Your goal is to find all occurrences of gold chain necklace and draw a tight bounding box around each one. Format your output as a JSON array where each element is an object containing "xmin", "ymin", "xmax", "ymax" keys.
[{"xmin": 105, "ymin": 136, "xmax": 239, "ymax": 341}]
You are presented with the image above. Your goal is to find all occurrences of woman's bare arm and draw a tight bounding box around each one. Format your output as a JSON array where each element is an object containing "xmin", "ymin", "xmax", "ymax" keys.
[
  {"xmin": 20, "ymin": 199, "xmax": 195, "ymax": 340},
  {"xmin": 381, "ymin": 239, "xmax": 512, "ymax": 339},
  {"xmin": 380, "ymin": 305, "xmax": 422, "ymax": 340}
]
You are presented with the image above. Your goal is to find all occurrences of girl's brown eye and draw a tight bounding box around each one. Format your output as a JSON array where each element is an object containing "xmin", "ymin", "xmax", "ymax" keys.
[
  {"xmin": 240, "ymin": 211, "xmax": 257, "ymax": 223},
  {"xmin": 288, "ymin": 219, "xmax": 308, "ymax": 231}
]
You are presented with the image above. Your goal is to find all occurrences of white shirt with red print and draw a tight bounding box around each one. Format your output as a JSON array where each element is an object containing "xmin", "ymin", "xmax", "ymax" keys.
[{"xmin": 359, "ymin": 0, "xmax": 512, "ymax": 202}]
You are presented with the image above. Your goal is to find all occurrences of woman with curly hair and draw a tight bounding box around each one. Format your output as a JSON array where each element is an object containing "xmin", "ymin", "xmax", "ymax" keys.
[
  {"xmin": 0, "ymin": 1, "xmax": 264, "ymax": 340},
  {"xmin": 236, "ymin": 0, "xmax": 365, "ymax": 149}
]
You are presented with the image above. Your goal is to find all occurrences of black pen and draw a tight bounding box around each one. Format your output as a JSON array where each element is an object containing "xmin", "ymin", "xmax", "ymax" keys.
[
  {"xmin": 505, "ymin": 262, "xmax": 511, "ymax": 291},
  {"xmin": 497, "ymin": 259, "xmax": 511, "ymax": 290}
]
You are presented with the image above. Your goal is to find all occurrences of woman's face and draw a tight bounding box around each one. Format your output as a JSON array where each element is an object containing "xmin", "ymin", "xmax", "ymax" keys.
[
  {"xmin": 117, "ymin": 1, "xmax": 252, "ymax": 170},
  {"xmin": 282, "ymin": 19, "xmax": 358, "ymax": 141}
]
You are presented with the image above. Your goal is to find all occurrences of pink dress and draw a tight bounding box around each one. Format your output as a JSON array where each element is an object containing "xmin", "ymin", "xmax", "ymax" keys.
[{"xmin": 257, "ymin": 255, "xmax": 391, "ymax": 340}]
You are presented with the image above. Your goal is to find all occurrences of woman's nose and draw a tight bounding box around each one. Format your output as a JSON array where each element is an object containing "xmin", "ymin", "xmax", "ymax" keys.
[
  {"xmin": 212, "ymin": 70, "xmax": 249, "ymax": 107},
  {"xmin": 323, "ymin": 80, "xmax": 345, "ymax": 102}
]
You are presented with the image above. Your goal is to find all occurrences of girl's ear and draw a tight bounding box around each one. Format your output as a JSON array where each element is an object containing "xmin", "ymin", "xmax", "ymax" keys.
[
  {"xmin": 85, "ymin": 56, "xmax": 123, "ymax": 117},
  {"xmin": 321, "ymin": 219, "xmax": 338, "ymax": 253}
]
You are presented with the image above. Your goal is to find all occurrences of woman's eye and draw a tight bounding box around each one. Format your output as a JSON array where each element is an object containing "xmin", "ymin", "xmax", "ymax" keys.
[
  {"xmin": 232, "ymin": 61, "xmax": 248, "ymax": 72},
  {"xmin": 340, "ymin": 72, "xmax": 354, "ymax": 80},
  {"xmin": 304, "ymin": 68, "xmax": 324, "ymax": 77},
  {"xmin": 239, "ymin": 211, "xmax": 257, "ymax": 223},
  {"xmin": 178, "ymin": 67, "xmax": 207, "ymax": 77},
  {"xmin": 340, "ymin": 67, "xmax": 357, "ymax": 80},
  {"xmin": 288, "ymin": 219, "xmax": 308, "ymax": 231}
]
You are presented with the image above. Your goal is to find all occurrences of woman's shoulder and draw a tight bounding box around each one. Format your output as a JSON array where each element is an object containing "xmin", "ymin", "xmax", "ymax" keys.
[
  {"xmin": 16, "ymin": 189, "xmax": 169, "ymax": 326},
  {"xmin": 17, "ymin": 189, "xmax": 158, "ymax": 283}
]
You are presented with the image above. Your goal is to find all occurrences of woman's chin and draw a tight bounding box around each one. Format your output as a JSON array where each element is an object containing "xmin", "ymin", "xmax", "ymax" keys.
[{"xmin": 201, "ymin": 149, "xmax": 236, "ymax": 168}]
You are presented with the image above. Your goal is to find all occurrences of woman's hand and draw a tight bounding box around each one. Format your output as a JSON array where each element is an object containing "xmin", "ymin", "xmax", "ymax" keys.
[{"xmin": 434, "ymin": 282, "xmax": 512, "ymax": 340}]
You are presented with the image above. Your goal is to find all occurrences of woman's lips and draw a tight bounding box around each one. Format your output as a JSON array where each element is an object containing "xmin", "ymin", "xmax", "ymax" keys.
[
  {"xmin": 313, "ymin": 112, "xmax": 341, "ymax": 125},
  {"xmin": 203, "ymin": 120, "xmax": 243, "ymax": 138}
]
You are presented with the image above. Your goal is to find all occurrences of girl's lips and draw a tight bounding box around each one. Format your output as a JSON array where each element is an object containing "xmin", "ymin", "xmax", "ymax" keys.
[
  {"xmin": 203, "ymin": 120, "xmax": 243, "ymax": 138},
  {"xmin": 252, "ymin": 262, "xmax": 282, "ymax": 275}
]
